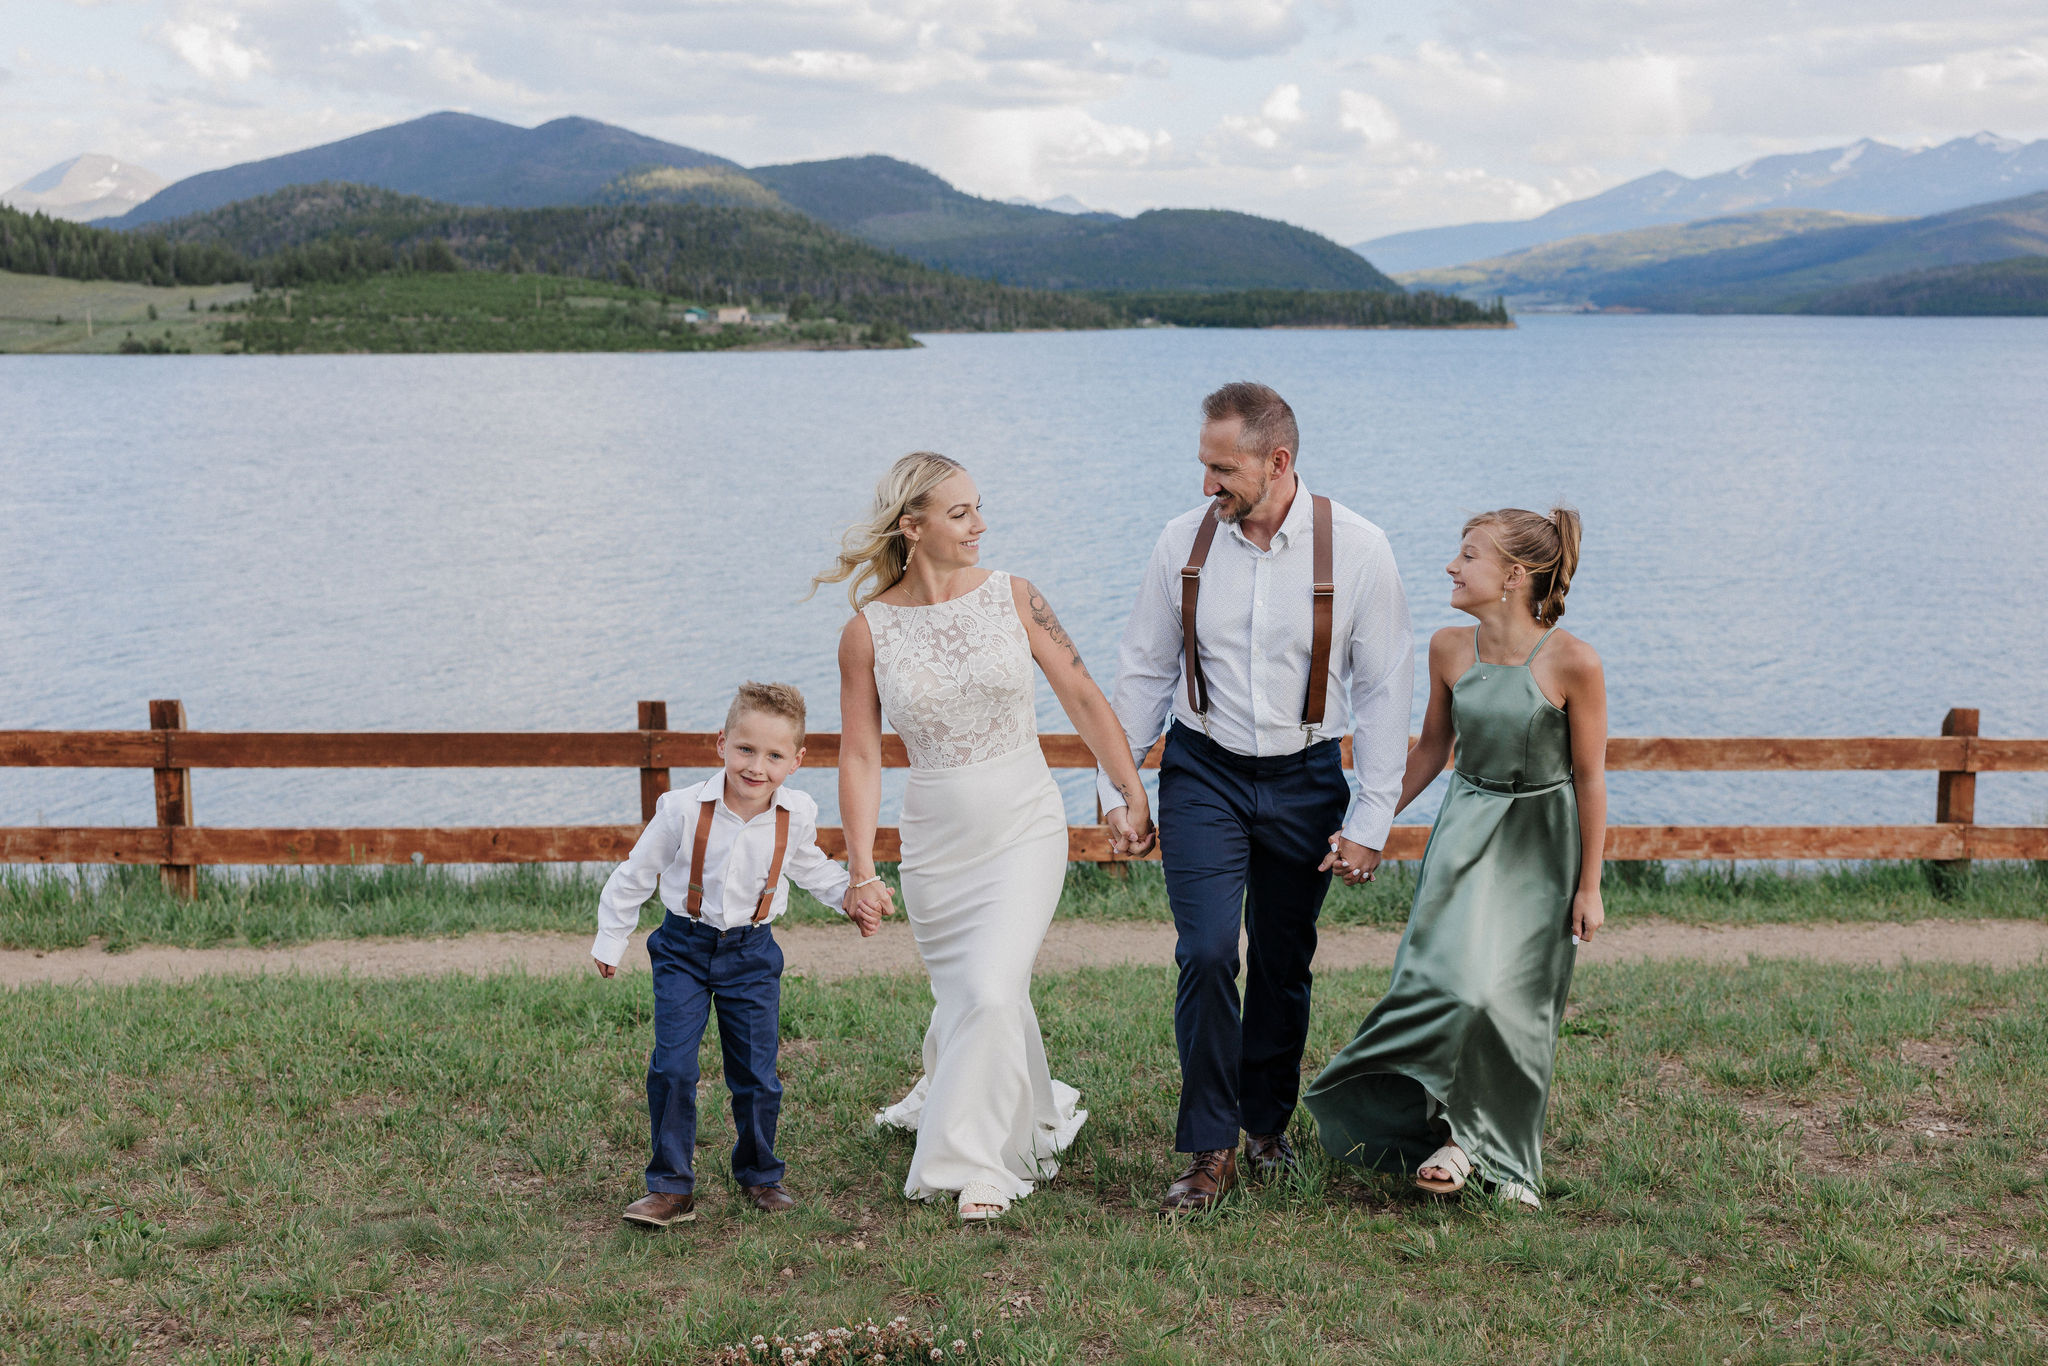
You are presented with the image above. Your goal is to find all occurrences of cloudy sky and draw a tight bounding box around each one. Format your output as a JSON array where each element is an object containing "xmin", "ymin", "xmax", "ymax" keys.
[{"xmin": 7, "ymin": 0, "xmax": 2048, "ymax": 241}]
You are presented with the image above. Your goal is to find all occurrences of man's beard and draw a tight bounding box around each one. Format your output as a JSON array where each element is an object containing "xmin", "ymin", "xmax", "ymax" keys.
[{"xmin": 1214, "ymin": 475, "xmax": 1268, "ymax": 525}]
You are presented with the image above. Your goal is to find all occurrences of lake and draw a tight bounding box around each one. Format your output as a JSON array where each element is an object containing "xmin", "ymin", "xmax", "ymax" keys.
[{"xmin": 4, "ymin": 315, "xmax": 2045, "ymax": 837}]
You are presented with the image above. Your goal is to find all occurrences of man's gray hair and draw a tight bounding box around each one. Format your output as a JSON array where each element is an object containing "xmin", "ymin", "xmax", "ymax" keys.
[{"xmin": 1201, "ymin": 381, "xmax": 1299, "ymax": 463}]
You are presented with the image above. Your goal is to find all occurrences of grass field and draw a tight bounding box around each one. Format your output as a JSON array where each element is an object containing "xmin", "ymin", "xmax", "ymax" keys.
[
  {"xmin": 0, "ymin": 270, "xmax": 252, "ymax": 354},
  {"xmin": 1, "ymin": 959, "xmax": 2043, "ymax": 1363},
  {"xmin": 3, "ymin": 860, "xmax": 2043, "ymax": 954}
]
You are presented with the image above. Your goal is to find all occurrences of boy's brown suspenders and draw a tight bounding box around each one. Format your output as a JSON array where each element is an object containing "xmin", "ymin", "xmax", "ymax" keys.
[
  {"xmin": 1181, "ymin": 493, "xmax": 1335, "ymax": 740},
  {"xmin": 685, "ymin": 798, "xmax": 791, "ymax": 924}
]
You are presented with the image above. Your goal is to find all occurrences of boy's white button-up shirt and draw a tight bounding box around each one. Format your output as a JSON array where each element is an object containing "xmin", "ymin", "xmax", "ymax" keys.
[
  {"xmin": 1096, "ymin": 482, "xmax": 1415, "ymax": 850},
  {"xmin": 591, "ymin": 775, "xmax": 851, "ymax": 966}
]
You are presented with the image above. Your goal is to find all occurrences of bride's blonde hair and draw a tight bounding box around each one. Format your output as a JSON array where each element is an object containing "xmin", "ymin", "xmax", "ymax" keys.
[{"xmin": 810, "ymin": 451, "xmax": 967, "ymax": 608}]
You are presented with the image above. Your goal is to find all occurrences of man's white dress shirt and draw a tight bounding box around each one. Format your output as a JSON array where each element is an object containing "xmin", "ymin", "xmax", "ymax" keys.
[
  {"xmin": 1097, "ymin": 480, "xmax": 1415, "ymax": 849},
  {"xmin": 591, "ymin": 775, "xmax": 851, "ymax": 966}
]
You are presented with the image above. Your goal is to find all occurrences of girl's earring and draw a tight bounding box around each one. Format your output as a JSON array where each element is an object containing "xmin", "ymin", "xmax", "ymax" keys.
[{"xmin": 905, "ymin": 540, "xmax": 917, "ymax": 567}]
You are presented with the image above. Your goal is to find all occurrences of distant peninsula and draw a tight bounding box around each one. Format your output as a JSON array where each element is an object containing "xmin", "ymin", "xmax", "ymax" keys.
[{"xmin": 1, "ymin": 188, "xmax": 1506, "ymax": 355}]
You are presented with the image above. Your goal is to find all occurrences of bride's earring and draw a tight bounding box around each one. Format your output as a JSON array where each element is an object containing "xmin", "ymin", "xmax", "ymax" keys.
[{"xmin": 905, "ymin": 538, "xmax": 917, "ymax": 567}]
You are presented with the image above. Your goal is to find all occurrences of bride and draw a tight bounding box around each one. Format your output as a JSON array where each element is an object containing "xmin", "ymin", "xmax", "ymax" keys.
[{"xmin": 819, "ymin": 451, "xmax": 1154, "ymax": 1221}]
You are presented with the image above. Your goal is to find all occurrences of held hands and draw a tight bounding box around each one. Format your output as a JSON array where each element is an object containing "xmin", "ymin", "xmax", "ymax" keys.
[
  {"xmin": 1320, "ymin": 834, "xmax": 1382, "ymax": 886},
  {"xmin": 1571, "ymin": 886, "xmax": 1605, "ymax": 943},
  {"xmin": 592, "ymin": 957, "xmax": 616, "ymax": 978},
  {"xmin": 843, "ymin": 878, "xmax": 896, "ymax": 937},
  {"xmin": 1105, "ymin": 799, "xmax": 1157, "ymax": 859}
]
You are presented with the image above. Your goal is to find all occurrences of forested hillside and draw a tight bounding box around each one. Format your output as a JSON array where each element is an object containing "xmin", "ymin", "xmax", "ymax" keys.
[
  {"xmin": 0, "ymin": 203, "xmax": 243, "ymax": 285},
  {"xmin": 1802, "ymin": 255, "xmax": 2048, "ymax": 314},
  {"xmin": 1400, "ymin": 210, "xmax": 1889, "ymax": 305},
  {"xmin": 106, "ymin": 112, "xmax": 739, "ymax": 226},
  {"xmin": 749, "ymin": 155, "xmax": 1397, "ymax": 291},
  {"xmin": 144, "ymin": 184, "xmax": 1121, "ymax": 330},
  {"xmin": 1396, "ymin": 190, "xmax": 2048, "ymax": 312}
]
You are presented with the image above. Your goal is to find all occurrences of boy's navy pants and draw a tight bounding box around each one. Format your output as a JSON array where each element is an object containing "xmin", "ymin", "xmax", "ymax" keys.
[
  {"xmin": 644, "ymin": 914, "xmax": 785, "ymax": 1194},
  {"xmin": 1158, "ymin": 722, "xmax": 1352, "ymax": 1153}
]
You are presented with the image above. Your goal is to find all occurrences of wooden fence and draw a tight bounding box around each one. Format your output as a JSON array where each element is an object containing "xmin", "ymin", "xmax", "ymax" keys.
[{"xmin": 2, "ymin": 702, "xmax": 2045, "ymax": 896}]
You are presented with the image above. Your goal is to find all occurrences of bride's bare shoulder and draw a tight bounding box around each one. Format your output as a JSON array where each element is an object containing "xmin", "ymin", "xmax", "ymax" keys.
[{"xmin": 838, "ymin": 611, "xmax": 874, "ymax": 658}]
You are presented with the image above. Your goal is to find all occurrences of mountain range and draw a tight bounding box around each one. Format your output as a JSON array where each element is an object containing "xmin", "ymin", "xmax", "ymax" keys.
[
  {"xmin": 3, "ymin": 154, "xmax": 166, "ymax": 222},
  {"xmin": 1402, "ymin": 190, "xmax": 2048, "ymax": 312},
  {"xmin": 87, "ymin": 112, "xmax": 1390, "ymax": 293},
  {"xmin": 1359, "ymin": 133, "xmax": 2048, "ymax": 273}
]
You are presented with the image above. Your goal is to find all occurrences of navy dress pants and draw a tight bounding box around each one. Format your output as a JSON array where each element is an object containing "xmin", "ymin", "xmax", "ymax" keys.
[
  {"xmin": 644, "ymin": 915, "xmax": 785, "ymax": 1194},
  {"xmin": 1159, "ymin": 722, "xmax": 1352, "ymax": 1153}
]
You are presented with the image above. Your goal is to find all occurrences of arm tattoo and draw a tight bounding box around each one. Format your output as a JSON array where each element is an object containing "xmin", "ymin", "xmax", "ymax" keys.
[{"xmin": 1028, "ymin": 588, "xmax": 1090, "ymax": 678}]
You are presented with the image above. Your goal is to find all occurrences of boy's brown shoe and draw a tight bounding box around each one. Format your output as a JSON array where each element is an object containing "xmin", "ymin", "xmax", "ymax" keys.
[
  {"xmin": 622, "ymin": 1191, "xmax": 696, "ymax": 1227},
  {"xmin": 744, "ymin": 1183, "xmax": 796, "ymax": 1214},
  {"xmin": 1158, "ymin": 1148, "xmax": 1237, "ymax": 1215}
]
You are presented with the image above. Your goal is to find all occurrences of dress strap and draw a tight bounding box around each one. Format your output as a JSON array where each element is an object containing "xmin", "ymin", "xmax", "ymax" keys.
[
  {"xmin": 1471, "ymin": 626, "xmax": 1482, "ymax": 669},
  {"xmin": 1522, "ymin": 626, "xmax": 1559, "ymax": 665}
]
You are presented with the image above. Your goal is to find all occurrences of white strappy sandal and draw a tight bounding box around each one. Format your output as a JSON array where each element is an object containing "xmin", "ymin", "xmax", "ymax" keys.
[
  {"xmin": 1414, "ymin": 1144, "xmax": 1471, "ymax": 1196},
  {"xmin": 958, "ymin": 1182, "xmax": 1010, "ymax": 1222}
]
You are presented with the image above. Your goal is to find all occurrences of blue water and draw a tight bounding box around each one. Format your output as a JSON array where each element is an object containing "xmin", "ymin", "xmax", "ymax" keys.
[{"xmin": 3, "ymin": 315, "xmax": 2045, "ymax": 837}]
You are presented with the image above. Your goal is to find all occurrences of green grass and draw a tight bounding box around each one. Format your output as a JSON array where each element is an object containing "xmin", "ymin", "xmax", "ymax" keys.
[
  {"xmin": 0, "ymin": 269, "xmax": 253, "ymax": 354},
  {"xmin": 1, "ymin": 960, "xmax": 2043, "ymax": 1362},
  {"xmin": 3, "ymin": 859, "xmax": 2044, "ymax": 955}
]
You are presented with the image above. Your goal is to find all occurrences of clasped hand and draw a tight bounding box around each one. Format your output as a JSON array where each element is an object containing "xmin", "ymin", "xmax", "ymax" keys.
[
  {"xmin": 1104, "ymin": 802, "xmax": 1157, "ymax": 859},
  {"xmin": 843, "ymin": 878, "xmax": 896, "ymax": 937},
  {"xmin": 1320, "ymin": 834, "xmax": 1382, "ymax": 886}
]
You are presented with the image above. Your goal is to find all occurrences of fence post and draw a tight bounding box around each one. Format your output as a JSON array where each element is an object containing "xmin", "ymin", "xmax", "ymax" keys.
[
  {"xmin": 638, "ymin": 700, "xmax": 670, "ymax": 822},
  {"xmin": 1934, "ymin": 707, "xmax": 1978, "ymax": 877},
  {"xmin": 149, "ymin": 699, "xmax": 195, "ymax": 898}
]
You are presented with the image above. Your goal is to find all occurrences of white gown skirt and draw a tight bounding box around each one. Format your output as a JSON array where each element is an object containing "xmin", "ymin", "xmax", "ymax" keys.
[{"xmin": 875, "ymin": 741, "xmax": 1088, "ymax": 1201}]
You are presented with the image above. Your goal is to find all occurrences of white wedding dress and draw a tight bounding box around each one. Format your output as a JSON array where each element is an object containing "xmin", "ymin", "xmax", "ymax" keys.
[{"xmin": 866, "ymin": 569, "xmax": 1088, "ymax": 1202}]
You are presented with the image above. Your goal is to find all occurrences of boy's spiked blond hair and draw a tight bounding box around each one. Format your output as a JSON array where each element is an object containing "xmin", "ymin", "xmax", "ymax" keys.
[{"xmin": 725, "ymin": 681, "xmax": 807, "ymax": 746}]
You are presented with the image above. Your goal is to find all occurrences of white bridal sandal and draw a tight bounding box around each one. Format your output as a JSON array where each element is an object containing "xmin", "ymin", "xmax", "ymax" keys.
[
  {"xmin": 958, "ymin": 1182, "xmax": 1010, "ymax": 1223},
  {"xmin": 1492, "ymin": 1180, "xmax": 1542, "ymax": 1210},
  {"xmin": 1414, "ymin": 1144, "xmax": 1471, "ymax": 1196}
]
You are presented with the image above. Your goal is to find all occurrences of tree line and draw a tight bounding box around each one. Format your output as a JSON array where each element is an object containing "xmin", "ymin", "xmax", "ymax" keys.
[
  {"xmin": 1096, "ymin": 289, "xmax": 1510, "ymax": 328},
  {"xmin": 0, "ymin": 205, "xmax": 244, "ymax": 286}
]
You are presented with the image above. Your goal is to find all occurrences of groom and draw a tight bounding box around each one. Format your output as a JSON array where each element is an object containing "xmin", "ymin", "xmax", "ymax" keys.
[{"xmin": 1099, "ymin": 381, "xmax": 1414, "ymax": 1214}]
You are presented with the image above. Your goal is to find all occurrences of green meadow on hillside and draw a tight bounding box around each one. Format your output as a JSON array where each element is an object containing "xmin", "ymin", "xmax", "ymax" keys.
[{"xmin": 0, "ymin": 270, "xmax": 252, "ymax": 354}]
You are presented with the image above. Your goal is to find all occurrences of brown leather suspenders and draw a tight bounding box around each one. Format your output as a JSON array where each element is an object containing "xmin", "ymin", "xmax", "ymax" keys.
[
  {"xmin": 1180, "ymin": 494, "xmax": 1335, "ymax": 736},
  {"xmin": 1303, "ymin": 495, "xmax": 1336, "ymax": 729},
  {"xmin": 1181, "ymin": 507, "xmax": 1223, "ymax": 715},
  {"xmin": 684, "ymin": 797, "xmax": 791, "ymax": 924}
]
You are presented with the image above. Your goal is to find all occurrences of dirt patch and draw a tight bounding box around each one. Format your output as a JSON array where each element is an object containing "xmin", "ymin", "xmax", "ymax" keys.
[
  {"xmin": 1656, "ymin": 1052, "xmax": 1979, "ymax": 1177},
  {"xmin": 4, "ymin": 918, "xmax": 2046, "ymax": 991}
]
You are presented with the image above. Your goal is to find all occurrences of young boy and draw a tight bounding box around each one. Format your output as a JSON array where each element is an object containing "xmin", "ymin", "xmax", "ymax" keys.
[{"xmin": 592, "ymin": 681, "xmax": 889, "ymax": 1226}]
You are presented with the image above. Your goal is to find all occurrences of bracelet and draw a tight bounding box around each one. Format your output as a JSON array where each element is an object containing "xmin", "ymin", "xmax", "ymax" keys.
[{"xmin": 850, "ymin": 875, "xmax": 884, "ymax": 890}]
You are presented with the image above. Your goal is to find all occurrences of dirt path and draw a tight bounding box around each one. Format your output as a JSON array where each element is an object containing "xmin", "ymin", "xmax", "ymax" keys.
[{"xmin": 5, "ymin": 919, "xmax": 2046, "ymax": 990}]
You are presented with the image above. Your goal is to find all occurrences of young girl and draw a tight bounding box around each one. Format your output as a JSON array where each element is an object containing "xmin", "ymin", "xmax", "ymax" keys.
[{"xmin": 1303, "ymin": 507, "xmax": 1606, "ymax": 1209}]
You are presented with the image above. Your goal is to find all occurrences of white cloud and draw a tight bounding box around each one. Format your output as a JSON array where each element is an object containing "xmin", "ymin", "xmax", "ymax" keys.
[
  {"xmin": 6, "ymin": 0, "xmax": 2048, "ymax": 242},
  {"xmin": 1337, "ymin": 89, "xmax": 1397, "ymax": 144},
  {"xmin": 161, "ymin": 14, "xmax": 265, "ymax": 82}
]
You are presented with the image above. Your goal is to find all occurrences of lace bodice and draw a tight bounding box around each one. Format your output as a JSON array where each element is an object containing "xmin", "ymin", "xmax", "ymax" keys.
[{"xmin": 863, "ymin": 570, "xmax": 1039, "ymax": 771}]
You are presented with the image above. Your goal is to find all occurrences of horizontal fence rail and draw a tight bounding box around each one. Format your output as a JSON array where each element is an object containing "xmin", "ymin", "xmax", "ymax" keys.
[{"xmin": 3, "ymin": 702, "xmax": 2045, "ymax": 895}]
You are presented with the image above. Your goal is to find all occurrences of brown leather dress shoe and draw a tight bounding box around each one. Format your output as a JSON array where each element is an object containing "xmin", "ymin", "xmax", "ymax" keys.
[
  {"xmin": 622, "ymin": 1191, "xmax": 696, "ymax": 1227},
  {"xmin": 1245, "ymin": 1132, "xmax": 1298, "ymax": 1181},
  {"xmin": 743, "ymin": 1183, "xmax": 796, "ymax": 1214},
  {"xmin": 1159, "ymin": 1148, "xmax": 1238, "ymax": 1215}
]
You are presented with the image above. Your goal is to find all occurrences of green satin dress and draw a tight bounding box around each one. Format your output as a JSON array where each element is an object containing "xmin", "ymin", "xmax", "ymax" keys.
[{"xmin": 1303, "ymin": 626, "xmax": 1579, "ymax": 1196}]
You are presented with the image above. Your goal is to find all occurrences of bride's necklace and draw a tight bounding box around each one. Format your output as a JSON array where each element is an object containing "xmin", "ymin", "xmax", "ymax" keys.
[{"xmin": 898, "ymin": 569, "xmax": 955, "ymax": 606}]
